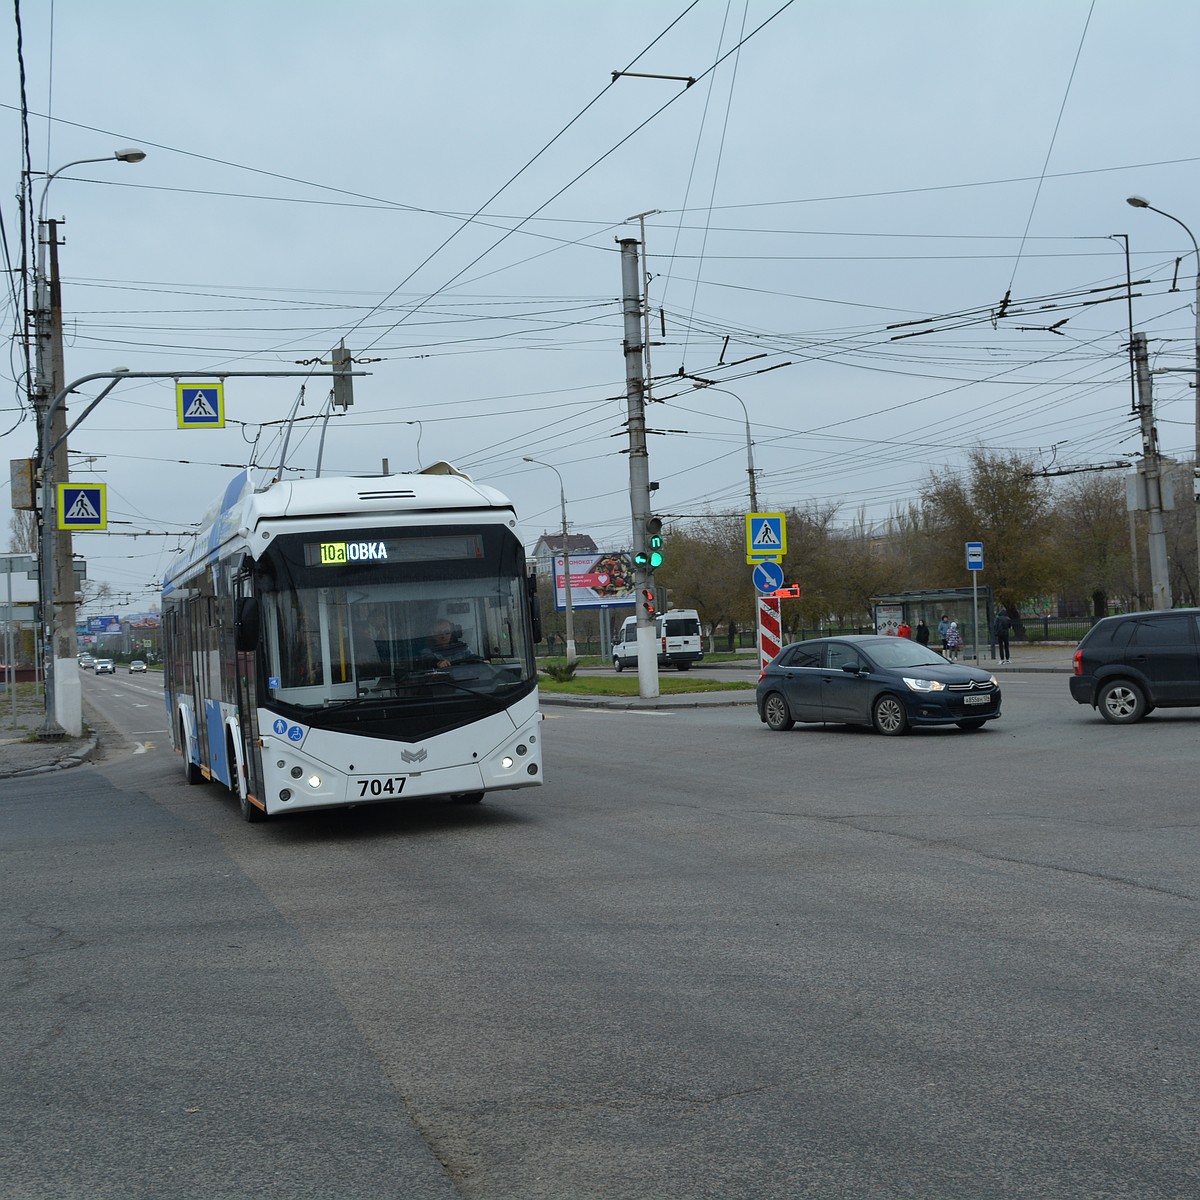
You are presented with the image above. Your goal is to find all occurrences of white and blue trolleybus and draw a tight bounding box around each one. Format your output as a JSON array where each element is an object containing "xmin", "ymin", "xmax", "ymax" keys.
[{"xmin": 163, "ymin": 465, "xmax": 544, "ymax": 821}]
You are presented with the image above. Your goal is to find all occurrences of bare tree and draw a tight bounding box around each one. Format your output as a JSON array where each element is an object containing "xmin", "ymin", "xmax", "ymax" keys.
[
  {"xmin": 1050, "ymin": 473, "xmax": 1133, "ymax": 616},
  {"xmin": 920, "ymin": 447, "xmax": 1056, "ymax": 609},
  {"xmin": 8, "ymin": 510, "xmax": 36, "ymax": 553}
]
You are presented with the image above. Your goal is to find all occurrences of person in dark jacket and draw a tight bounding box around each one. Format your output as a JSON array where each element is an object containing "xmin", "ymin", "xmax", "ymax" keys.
[
  {"xmin": 994, "ymin": 608, "xmax": 1012, "ymax": 664},
  {"xmin": 915, "ymin": 619, "xmax": 930, "ymax": 646}
]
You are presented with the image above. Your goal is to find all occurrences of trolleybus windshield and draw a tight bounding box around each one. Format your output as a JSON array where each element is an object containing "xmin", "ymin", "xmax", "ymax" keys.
[{"xmin": 257, "ymin": 523, "xmax": 535, "ymax": 727}]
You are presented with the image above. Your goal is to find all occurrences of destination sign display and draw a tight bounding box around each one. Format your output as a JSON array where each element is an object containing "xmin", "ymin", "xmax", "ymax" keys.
[{"xmin": 303, "ymin": 533, "xmax": 484, "ymax": 567}]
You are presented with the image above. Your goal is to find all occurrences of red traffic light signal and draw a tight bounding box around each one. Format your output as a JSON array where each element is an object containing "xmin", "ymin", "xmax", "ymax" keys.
[{"xmin": 640, "ymin": 589, "xmax": 656, "ymax": 616}]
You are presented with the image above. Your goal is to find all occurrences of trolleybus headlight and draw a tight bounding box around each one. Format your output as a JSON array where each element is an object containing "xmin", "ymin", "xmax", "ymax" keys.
[
  {"xmin": 307, "ymin": 774, "xmax": 321, "ymax": 789},
  {"xmin": 279, "ymin": 788, "xmax": 292, "ymax": 802},
  {"xmin": 501, "ymin": 756, "xmax": 514, "ymax": 769},
  {"xmin": 516, "ymin": 744, "xmax": 527, "ymax": 756},
  {"xmin": 526, "ymin": 764, "xmax": 538, "ymax": 775},
  {"xmin": 290, "ymin": 766, "xmax": 303, "ymax": 778}
]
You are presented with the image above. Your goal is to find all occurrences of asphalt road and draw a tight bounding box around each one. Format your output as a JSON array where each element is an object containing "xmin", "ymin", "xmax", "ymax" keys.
[{"xmin": 2, "ymin": 670, "xmax": 1197, "ymax": 1198}]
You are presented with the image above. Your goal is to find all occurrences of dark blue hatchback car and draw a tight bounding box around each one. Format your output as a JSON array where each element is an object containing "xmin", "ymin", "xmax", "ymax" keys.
[{"xmin": 756, "ymin": 634, "xmax": 1002, "ymax": 736}]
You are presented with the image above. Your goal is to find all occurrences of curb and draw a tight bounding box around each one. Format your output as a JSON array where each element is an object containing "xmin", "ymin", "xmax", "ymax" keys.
[{"xmin": 0, "ymin": 734, "xmax": 99, "ymax": 780}]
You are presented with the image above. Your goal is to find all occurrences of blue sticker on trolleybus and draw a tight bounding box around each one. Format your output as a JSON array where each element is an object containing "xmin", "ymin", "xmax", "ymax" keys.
[
  {"xmin": 273, "ymin": 718, "xmax": 287, "ymax": 735},
  {"xmin": 287, "ymin": 724, "xmax": 304, "ymax": 741}
]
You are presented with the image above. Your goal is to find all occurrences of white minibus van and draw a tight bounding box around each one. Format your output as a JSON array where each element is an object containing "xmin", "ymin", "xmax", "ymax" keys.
[{"xmin": 612, "ymin": 609, "xmax": 703, "ymax": 671}]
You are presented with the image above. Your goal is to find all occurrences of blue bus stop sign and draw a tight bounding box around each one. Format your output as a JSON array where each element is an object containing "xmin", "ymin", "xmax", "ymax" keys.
[{"xmin": 965, "ymin": 541, "xmax": 984, "ymax": 571}]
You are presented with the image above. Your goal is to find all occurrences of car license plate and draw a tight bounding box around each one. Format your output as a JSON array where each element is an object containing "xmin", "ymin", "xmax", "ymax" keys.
[
  {"xmin": 353, "ymin": 776, "xmax": 406, "ymax": 798},
  {"xmin": 963, "ymin": 693, "xmax": 990, "ymax": 706}
]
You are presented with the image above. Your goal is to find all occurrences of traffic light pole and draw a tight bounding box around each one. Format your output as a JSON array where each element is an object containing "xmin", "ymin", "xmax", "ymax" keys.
[{"xmin": 618, "ymin": 236, "xmax": 659, "ymax": 699}]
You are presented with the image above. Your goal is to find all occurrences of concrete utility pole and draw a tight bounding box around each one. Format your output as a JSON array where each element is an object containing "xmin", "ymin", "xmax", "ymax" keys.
[
  {"xmin": 34, "ymin": 220, "xmax": 84, "ymax": 734},
  {"xmin": 1133, "ymin": 333, "xmax": 1172, "ymax": 610},
  {"xmin": 618, "ymin": 237, "xmax": 659, "ymax": 699}
]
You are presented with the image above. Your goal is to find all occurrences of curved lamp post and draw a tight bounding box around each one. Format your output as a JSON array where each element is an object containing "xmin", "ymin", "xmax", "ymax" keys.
[
  {"xmin": 523, "ymin": 457, "xmax": 577, "ymax": 664},
  {"xmin": 1127, "ymin": 195, "xmax": 1200, "ymax": 596},
  {"xmin": 691, "ymin": 383, "xmax": 759, "ymax": 510}
]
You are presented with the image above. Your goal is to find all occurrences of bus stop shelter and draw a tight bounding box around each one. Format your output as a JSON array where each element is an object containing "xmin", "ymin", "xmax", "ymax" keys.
[{"xmin": 871, "ymin": 586, "xmax": 995, "ymax": 662}]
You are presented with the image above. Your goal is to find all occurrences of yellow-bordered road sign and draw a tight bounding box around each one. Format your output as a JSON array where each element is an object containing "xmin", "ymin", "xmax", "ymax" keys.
[
  {"xmin": 745, "ymin": 511, "xmax": 786, "ymax": 563},
  {"xmin": 57, "ymin": 483, "xmax": 107, "ymax": 530},
  {"xmin": 176, "ymin": 382, "xmax": 225, "ymax": 428}
]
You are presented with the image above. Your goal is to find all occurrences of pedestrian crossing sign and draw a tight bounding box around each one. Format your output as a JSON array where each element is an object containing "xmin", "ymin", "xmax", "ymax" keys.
[
  {"xmin": 745, "ymin": 511, "xmax": 787, "ymax": 563},
  {"xmin": 176, "ymin": 382, "xmax": 225, "ymax": 428},
  {"xmin": 57, "ymin": 483, "xmax": 107, "ymax": 530}
]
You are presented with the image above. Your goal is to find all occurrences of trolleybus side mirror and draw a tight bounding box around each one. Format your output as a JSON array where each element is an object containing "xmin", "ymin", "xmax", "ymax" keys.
[
  {"xmin": 235, "ymin": 596, "xmax": 260, "ymax": 652},
  {"xmin": 527, "ymin": 574, "xmax": 543, "ymax": 643}
]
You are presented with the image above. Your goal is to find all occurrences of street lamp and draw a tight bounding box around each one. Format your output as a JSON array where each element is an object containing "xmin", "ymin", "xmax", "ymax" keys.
[
  {"xmin": 32, "ymin": 148, "xmax": 147, "ymax": 737},
  {"xmin": 1127, "ymin": 195, "xmax": 1200, "ymax": 598},
  {"xmin": 692, "ymin": 383, "xmax": 759, "ymax": 509},
  {"xmin": 522, "ymin": 457, "xmax": 577, "ymax": 665}
]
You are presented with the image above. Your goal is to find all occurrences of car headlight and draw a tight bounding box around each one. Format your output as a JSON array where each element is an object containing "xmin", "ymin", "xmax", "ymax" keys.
[
  {"xmin": 903, "ymin": 676, "xmax": 945, "ymax": 692},
  {"xmin": 988, "ymin": 675, "xmax": 999, "ymax": 686}
]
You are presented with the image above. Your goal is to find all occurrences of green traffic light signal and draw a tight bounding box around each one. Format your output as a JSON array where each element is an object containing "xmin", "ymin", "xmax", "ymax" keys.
[{"xmin": 647, "ymin": 516, "xmax": 664, "ymax": 569}]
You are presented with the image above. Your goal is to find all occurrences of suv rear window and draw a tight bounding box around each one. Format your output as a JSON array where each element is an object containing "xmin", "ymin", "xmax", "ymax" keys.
[{"xmin": 1085, "ymin": 619, "xmax": 1133, "ymax": 649}]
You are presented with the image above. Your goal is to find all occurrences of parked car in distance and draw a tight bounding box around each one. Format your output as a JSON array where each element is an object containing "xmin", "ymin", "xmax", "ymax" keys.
[
  {"xmin": 757, "ymin": 634, "xmax": 1001, "ymax": 736},
  {"xmin": 128, "ymin": 659, "xmax": 147, "ymax": 673},
  {"xmin": 1069, "ymin": 607, "xmax": 1200, "ymax": 724},
  {"xmin": 94, "ymin": 658, "xmax": 115, "ymax": 674},
  {"xmin": 78, "ymin": 654, "xmax": 95, "ymax": 670}
]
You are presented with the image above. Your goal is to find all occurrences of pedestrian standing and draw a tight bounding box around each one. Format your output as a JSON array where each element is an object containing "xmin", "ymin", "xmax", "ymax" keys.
[
  {"xmin": 915, "ymin": 619, "xmax": 930, "ymax": 646},
  {"xmin": 897, "ymin": 619, "xmax": 912, "ymax": 639},
  {"xmin": 994, "ymin": 608, "xmax": 1012, "ymax": 664},
  {"xmin": 937, "ymin": 613, "xmax": 951, "ymax": 657},
  {"xmin": 946, "ymin": 621, "xmax": 963, "ymax": 662}
]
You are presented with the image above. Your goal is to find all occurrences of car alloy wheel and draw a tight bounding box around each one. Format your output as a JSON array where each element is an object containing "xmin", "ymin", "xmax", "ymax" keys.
[
  {"xmin": 1098, "ymin": 679, "xmax": 1146, "ymax": 724},
  {"xmin": 872, "ymin": 693, "xmax": 909, "ymax": 736},
  {"xmin": 763, "ymin": 691, "xmax": 794, "ymax": 731}
]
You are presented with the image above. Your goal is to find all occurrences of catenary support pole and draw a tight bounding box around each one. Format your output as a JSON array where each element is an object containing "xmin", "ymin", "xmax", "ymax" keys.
[
  {"xmin": 618, "ymin": 237, "xmax": 658, "ymax": 699},
  {"xmin": 1133, "ymin": 333, "xmax": 1172, "ymax": 610}
]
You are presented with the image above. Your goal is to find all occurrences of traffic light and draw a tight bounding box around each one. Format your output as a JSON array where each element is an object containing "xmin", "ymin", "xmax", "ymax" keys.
[
  {"xmin": 641, "ymin": 588, "xmax": 657, "ymax": 617},
  {"xmin": 647, "ymin": 516, "xmax": 664, "ymax": 569}
]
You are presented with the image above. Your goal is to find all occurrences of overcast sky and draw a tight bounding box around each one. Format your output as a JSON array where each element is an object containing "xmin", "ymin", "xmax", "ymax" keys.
[{"xmin": 3, "ymin": 0, "xmax": 1198, "ymax": 613}]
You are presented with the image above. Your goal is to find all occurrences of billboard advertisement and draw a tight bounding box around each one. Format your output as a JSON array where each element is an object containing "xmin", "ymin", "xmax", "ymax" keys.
[
  {"xmin": 552, "ymin": 551, "xmax": 636, "ymax": 611},
  {"xmin": 87, "ymin": 615, "xmax": 122, "ymax": 634}
]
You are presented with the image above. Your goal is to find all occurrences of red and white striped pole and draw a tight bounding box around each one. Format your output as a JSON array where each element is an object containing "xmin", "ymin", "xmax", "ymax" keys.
[{"xmin": 758, "ymin": 595, "xmax": 781, "ymax": 671}]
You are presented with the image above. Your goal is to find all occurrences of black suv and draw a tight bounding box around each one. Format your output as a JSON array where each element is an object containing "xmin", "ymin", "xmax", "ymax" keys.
[{"xmin": 1069, "ymin": 608, "xmax": 1200, "ymax": 723}]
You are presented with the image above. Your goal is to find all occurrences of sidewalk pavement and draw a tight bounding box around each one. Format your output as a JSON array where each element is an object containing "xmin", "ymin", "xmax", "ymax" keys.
[
  {"xmin": 0, "ymin": 690, "xmax": 100, "ymax": 781},
  {"xmin": 0, "ymin": 644, "xmax": 1075, "ymax": 776}
]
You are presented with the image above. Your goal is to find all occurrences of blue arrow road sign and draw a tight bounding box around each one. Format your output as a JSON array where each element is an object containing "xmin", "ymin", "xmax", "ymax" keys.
[{"xmin": 753, "ymin": 560, "xmax": 785, "ymax": 595}]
